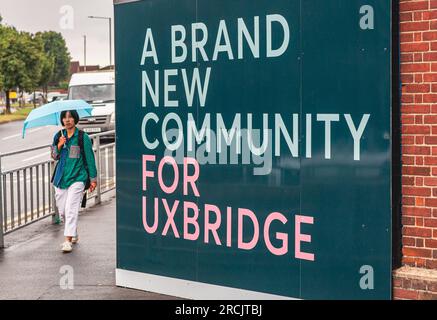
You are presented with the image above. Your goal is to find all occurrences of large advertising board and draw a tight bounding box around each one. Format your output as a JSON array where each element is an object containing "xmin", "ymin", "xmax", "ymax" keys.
[{"xmin": 115, "ymin": 0, "xmax": 392, "ymax": 299}]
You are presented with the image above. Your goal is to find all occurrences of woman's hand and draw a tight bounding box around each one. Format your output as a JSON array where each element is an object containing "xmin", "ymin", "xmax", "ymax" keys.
[
  {"xmin": 57, "ymin": 136, "xmax": 67, "ymax": 150},
  {"xmin": 89, "ymin": 181, "xmax": 97, "ymax": 193}
]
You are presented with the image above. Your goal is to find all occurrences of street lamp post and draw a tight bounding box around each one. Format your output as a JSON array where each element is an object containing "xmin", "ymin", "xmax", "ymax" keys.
[
  {"xmin": 88, "ymin": 16, "xmax": 112, "ymax": 69},
  {"xmin": 83, "ymin": 35, "xmax": 87, "ymax": 71}
]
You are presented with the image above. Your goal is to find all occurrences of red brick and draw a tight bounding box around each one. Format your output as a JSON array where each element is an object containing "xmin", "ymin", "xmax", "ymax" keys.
[
  {"xmin": 411, "ymin": 279, "xmax": 428, "ymax": 290},
  {"xmin": 403, "ymin": 166, "xmax": 430, "ymax": 176},
  {"xmin": 400, "ymin": 12, "xmax": 413, "ymax": 22},
  {"xmin": 425, "ymin": 177, "xmax": 437, "ymax": 186},
  {"xmin": 430, "ymin": 10, "xmax": 437, "ymax": 19},
  {"xmin": 424, "ymin": 218, "xmax": 437, "ymax": 227},
  {"xmin": 403, "ymin": 206, "xmax": 431, "ymax": 216},
  {"xmin": 426, "ymin": 198, "xmax": 437, "ymax": 207},
  {"xmin": 425, "ymin": 239, "xmax": 437, "ymax": 248},
  {"xmin": 401, "ymin": 22, "xmax": 430, "ymax": 32},
  {"xmin": 403, "ymin": 237, "xmax": 416, "ymax": 247},
  {"xmin": 402, "ymin": 115, "xmax": 415, "ymax": 125},
  {"xmin": 416, "ymin": 197, "xmax": 425, "ymax": 206},
  {"xmin": 393, "ymin": 277, "xmax": 402, "ymax": 288},
  {"xmin": 393, "ymin": 288, "xmax": 419, "ymax": 300},
  {"xmin": 425, "ymin": 259, "xmax": 437, "ymax": 268},
  {"xmin": 402, "ymin": 216, "xmax": 416, "ymax": 225},
  {"xmin": 402, "ymin": 256, "xmax": 416, "ymax": 267},
  {"xmin": 402, "ymin": 63, "xmax": 430, "ymax": 73},
  {"xmin": 402, "ymin": 156, "xmax": 415, "ymax": 166},
  {"xmin": 400, "ymin": 1, "xmax": 430, "ymax": 11},
  {"xmin": 403, "ymin": 196, "xmax": 416, "ymax": 205},
  {"xmin": 402, "ymin": 176, "xmax": 415, "ymax": 185},
  {"xmin": 405, "ymin": 84, "xmax": 430, "ymax": 93},
  {"xmin": 424, "ymin": 32, "xmax": 437, "ymax": 41},
  {"xmin": 402, "ymin": 54, "xmax": 414, "ymax": 63},
  {"xmin": 402, "ymin": 186, "xmax": 431, "ymax": 196},
  {"xmin": 402, "ymin": 94, "xmax": 415, "ymax": 103},
  {"xmin": 424, "ymin": 94, "xmax": 437, "ymax": 103},
  {"xmin": 401, "ymin": 104, "xmax": 430, "ymax": 113},
  {"xmin": 403, "ymin": 247, "xmax": 432, "ymax": 258},
  {"xmin": 424, "ymin": 74, "xmax": 437, "ymax": 82},
  {"xmin": 401, "ymin": 42, "xmax": 430, "ymax": 52},
  {"xmin": 402, "ymin": 74, "xmax": 414, "ymax": 83},
  {"xmin": 424, "ymin": 156, "xmax": 437, "ymax": 165},
  {"xmin": 403, "ymin": 226, "xmax": 433, "ymax": 237},
  {"xmin": 425, "ymin": 137, "xmax": 437, "ymax": 145},
  {"xmin": 417, "ymin": 258, "xmax": 427, "ymax": 268},
  {"xmin": 402, "ymin": 146, "xmax": 430, "ymax": 155},
  {"xmin": 417, "ymin": 292, "xmax": 437, "ymax": 300},
  {"xmin": 424, "ymin": 115, "xmax": 437, "ymax": 124},
  {"xmin": 424, "ymin": 51, "xmax": 437, "ymax": 60}
]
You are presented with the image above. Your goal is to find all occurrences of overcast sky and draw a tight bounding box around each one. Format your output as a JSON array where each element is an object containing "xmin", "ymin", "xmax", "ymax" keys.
[{"xmin": 0, "ymin": 0, "xmax": 114, "ymax": 67}]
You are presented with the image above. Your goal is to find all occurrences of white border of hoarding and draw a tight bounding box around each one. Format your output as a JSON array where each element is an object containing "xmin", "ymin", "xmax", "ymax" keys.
[{"xmin": 116, "ymin": 269, "xmax": 297, "ymax": 300}]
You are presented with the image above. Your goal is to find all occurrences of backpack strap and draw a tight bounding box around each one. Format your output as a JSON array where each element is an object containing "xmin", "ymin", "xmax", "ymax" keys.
[
  {"xmin": 78, "ymin": 129, "xmax": 89, "ymax": 175},
  {"xmin": 78, "ymin": 129, "xmax": 91, "ymax": 208}
]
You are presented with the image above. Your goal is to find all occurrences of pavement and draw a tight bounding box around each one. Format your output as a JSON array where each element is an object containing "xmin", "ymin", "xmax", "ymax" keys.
[{"xmin": 0, "ymin": 190, "xmax": 179, "ymax": 300}]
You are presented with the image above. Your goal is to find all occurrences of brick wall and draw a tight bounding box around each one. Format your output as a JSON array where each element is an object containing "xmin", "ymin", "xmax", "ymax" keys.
[{"xmin": 397, "ymin": 0, "xmax": 437, "ymax": 299}]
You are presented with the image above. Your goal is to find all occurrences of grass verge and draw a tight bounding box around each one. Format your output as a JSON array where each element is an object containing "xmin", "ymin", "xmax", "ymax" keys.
[{"xmin": 0, "ymin": 107, "xmax": 34, "ymax": 124}]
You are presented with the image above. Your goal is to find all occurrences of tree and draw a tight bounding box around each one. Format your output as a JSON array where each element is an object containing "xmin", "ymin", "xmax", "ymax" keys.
[
  {"xmin": 36, "ymin": 31, "xmax": 71, "ymax": 90},
  {"xmin": 0, "ymin": 27, "xmax": 44, "ymax": 114}
]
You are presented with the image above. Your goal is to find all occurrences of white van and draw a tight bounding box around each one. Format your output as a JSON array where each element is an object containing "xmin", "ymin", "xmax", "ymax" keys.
[{"xmin": 68, "ymin": 71, "xmax": 115, "ymax": 137}]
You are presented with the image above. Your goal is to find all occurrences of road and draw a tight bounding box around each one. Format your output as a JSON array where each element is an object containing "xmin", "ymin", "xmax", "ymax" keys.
[{"xmin": 0, "ymin": 120, "xmax": 116, "ymax": 233}]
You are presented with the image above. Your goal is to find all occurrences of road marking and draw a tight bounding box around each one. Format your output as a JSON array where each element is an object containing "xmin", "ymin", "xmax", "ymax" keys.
[
  {"xmin": 2, "ymin": 126, "xmax": 47, "ymax": 141},
  {"xmin": 21, "ymin": 153, "xmax": 49, "ymax": 162},
  {"xmin": 28, "ymin": 127, "xmax": 45, "ymax": 133},
  {"xmin": 2, "ymin": 133, "xmax": 21, "ymax": 141}
]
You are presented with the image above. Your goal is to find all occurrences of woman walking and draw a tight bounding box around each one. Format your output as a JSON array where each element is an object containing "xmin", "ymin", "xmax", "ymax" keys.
[{"xmin": 51, "ymin": 110, "xmax": 97, "ymax": 253}]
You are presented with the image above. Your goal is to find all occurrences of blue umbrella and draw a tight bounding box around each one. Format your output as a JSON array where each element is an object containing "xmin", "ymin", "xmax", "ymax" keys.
[{"xmin": 22, "ymin": 99, "xmax": 93, "ymax": 138}]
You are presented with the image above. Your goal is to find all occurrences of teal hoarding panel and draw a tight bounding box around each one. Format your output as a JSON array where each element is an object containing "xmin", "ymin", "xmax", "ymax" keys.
[{"xmin": 115, "ymin": 0, "xmax": 392, "ymax": 299}]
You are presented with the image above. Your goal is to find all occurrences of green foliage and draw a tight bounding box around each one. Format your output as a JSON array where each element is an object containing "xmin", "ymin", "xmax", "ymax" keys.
[
  {"xmin": 0, "ymin": 23, "xmax": 71, "ymax": 113},
  {"xmin": 0, "ymin": 28, "xmax": 44, "ymax": 92},
  {"xmin": 36, "ymin": 31, "xmax": 71, "ymax": 86}
]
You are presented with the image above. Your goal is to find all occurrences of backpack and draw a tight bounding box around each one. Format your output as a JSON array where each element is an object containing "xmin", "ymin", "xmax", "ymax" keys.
[{"xmin": 51, "ymin": 129, "xmax": 91, "ymax": 195}]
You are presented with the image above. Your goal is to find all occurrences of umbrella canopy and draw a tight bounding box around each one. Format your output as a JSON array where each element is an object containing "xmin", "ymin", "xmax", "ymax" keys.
[{"xmin": 22, "ymin": 99, "xmax": 93, "ymax": 138}]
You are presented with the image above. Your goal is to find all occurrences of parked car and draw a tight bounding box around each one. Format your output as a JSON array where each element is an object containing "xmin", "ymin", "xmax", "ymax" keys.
[
  {"xmin": 49, "ymin": 93, "xmax": 67, "ymax": 102},
  {"xmin": 26, "ymin": 92, "xmax": 44, "ymax": 104}
]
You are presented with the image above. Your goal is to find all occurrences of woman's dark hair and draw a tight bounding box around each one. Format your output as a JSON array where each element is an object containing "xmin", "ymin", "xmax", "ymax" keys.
[{"xmin": 60, "ymin": 110, "xmax": 79, "ymax": 125}]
